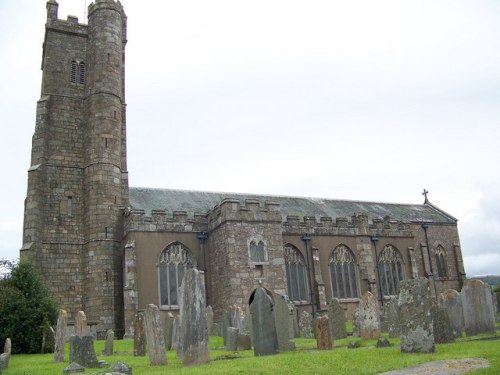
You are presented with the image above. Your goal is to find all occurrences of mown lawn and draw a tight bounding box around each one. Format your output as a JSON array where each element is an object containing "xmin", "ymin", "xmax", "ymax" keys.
[{"xmin": 6, "ymin": 334, "xmax": 500, "ymax": 375}]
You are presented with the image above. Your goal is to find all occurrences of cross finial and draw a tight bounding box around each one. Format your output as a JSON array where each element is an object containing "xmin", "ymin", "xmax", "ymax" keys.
[{"xmin": 422, "ymin": 189, "xmax": 429, "ymax": 203}]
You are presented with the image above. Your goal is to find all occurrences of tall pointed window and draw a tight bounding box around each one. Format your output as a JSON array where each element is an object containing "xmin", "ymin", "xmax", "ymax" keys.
[
  {"xmin": 158, "ymin": 242, "xmax": 196, "ymax": 307},
  {"xmin": 70, "ymin": 60, "xmax": 77, "ymax": 83},
  {"xmin": 329, "ymin": 244, "xmax": 360, "ymax": 299},
  {"xmin": 378, "ymin": 244, "xmax": 404, "ymax": 297},
  {"xmin": 249, "ymin": 240, "xmax": 266, "ymax": 262},
  {"xmin": 70, "ymin": 60, "xmax": 86, "ymax": 85},
  {"xmin": 284, "ymin": 244, "xmax": 308, "ymax": 302},
  {"xmin": 435, "ymin": 245, "xmax": 448, "ymax": 278}
]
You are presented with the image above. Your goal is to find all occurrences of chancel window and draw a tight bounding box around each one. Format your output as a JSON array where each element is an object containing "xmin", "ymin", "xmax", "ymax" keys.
[
  {"xmin": 284, "ymin": 244, "xmax": 308, "ymax": 302},
  {"xmin": 329, "ymin": 245, "xmax": 360, "ymax": 299},
  {"xmin": 435, "ymin": 245, "xmax": 448, "ymax": 278},
  {"xmin": 249, "ymin": 240, "xmax": 266, "ymax": 262},
  {"xmin": 158, "ymin": 242, "xmax": 196, "ymax": 307},
  {"xmin": 378, "ymin": 244, "xmax": 404, "ymax": 297}
]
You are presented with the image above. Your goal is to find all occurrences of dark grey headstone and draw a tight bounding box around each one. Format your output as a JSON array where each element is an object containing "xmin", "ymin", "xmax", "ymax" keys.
[
  {"xmin": 431, "ymin": 306, "xmax": 455, "ymax": 344},
  {"xmin": 171, "ymin": 315, "xmax": 181, "ymax": 352},
  {"xmin": 133, "ymin": 312, "xmax": 146, "ymax": 356},
  {"xmin": 461, "ymin": 279, "xmax": 496, "ymax": 336},
  {"xmin": 179, "ymin": 268, "xmax": 209, "ymax": 366},
  {"xmin": 398, "ymin": 278, "xmax": 435, "ymax": 353},
  {"xmin": 327, "ymin": 298, "xmax": 347, "ymax": 339},
  {"xmin": 69, "ymin": 334, "xmax": 99, "ymax": 368},
  {"xmin": 144, "ymin": 304, "xmax": 167, "ymax": 365},
  {"xmin": 438, "ymin": 289, "xmax": 464, "ymax": 337},
  {"xmin": 103, "ymin": 329, "xmax": 114, "ymax": 356},
  {"xmin": 249, "ymin": 288, "xmax": 278, "ymax": 356},
  {"xmin": 237, "ymin": 333, "xmax": 252, "ymax": 350},
  {"xmin": 164, "ymin": 312, "xmax": 174, "ymax": 350},
  {"xmin": 380, "ymin": 297, "xmax": 400, "ymax": 338},
  {"xmin": 298, "ymin": 310, "xmax": 313, "ymax": 338},
  {"xmin": 54, "ymin": 310, "xmax": 67, "ymax": 362},
  {"xmin": 274, "ymin": 294, "xmax": 295, "ymax": 351},
  {"xmin": 0, "ymin": 354, "xmax": 9, "ymax": 372},
  {"xmin": 206, "ymin": 306, "xmax": 214, "ymax": 335},
  {"xmin": 110, "ymin": 360, "xmax": 132, "ymax": 375},
  {"xmin": 376, "ymin": 338, "xmax": 391, "ymax": 348},
  {"xmin": 221, "ymin": 311, "xmax": 230, "ymax": 345},
  {"xmin": 63, "ymin": 362, "xmax": 85, "ymax": 374},
  {"xmin": 226, "ymin": 327, "xmax": 239, "ymax": 351}
]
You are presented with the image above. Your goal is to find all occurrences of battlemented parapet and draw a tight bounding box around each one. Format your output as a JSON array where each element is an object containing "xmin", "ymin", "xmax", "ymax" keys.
[{"xmin": 123, "ymin": 208, "xmax": 208, "ymax": 234}]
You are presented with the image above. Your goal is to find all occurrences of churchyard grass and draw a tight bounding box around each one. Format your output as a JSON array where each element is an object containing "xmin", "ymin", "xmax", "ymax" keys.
[{"xmin": 6, "ymin": 334, "xmax": 500, "ymax": 375}]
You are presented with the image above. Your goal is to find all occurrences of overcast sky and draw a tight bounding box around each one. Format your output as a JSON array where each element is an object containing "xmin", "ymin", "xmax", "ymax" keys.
[{"xmin": 1, "ymin": 0, "xmax": 499, "ymax": 276}]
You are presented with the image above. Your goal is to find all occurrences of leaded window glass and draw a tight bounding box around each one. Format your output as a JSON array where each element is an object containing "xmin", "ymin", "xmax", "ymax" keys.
[
  {"xmin": 378, "ymin": 244, "xmax": 404, "ymax": 297},
  {"xmin": 249, "ymin": 240, "xmax": 266, "ymax": 262},
  {"xmin": 329, "ymin": 245, "xmax": 359, "ymax": 299},
  {"xmin": 435, "ymin": 245, "xmax": 448, "ymax": 278},
  {"xmin": 284, "ymin": 244, "xmax": 308, "ymax": 302},
  {"xmin": 158, "ymin": 242, "xmax": 195, "ymax": 307}
]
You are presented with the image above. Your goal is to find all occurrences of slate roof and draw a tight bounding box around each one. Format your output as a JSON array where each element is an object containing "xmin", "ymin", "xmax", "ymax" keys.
[{"xmin": 129, "ymin": 187, "xmax": 457, "ymax": 224}]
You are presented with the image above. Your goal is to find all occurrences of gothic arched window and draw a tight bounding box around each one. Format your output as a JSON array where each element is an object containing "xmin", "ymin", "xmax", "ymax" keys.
[
  {"xmin": 284, "ymin": 244, "xmax": 308, "ymax": 302},
  {"xmin": 158, "ymin": 242, "xmax": 196, "ymax": 307},
  {"xmin": 249, "ymin": 240, "xmax": 266, "ymax": 262},
  {"xmin": 329, "ymin": 244, "xmax": 360, "ymax": 299},
  {"xmin": 435, "ymin": 245, "xmax": 448, "ymax": 278},
  {"xmin": 70, "ymin": 60, "xmax": 86, "ymax": 84},
  {"xmin": 70, "ymin": 60, "xmax": 77, "ymax": 83},
  {"xmin": 378, "ymin": 244, "xmax": 404, "ymax": 297}
]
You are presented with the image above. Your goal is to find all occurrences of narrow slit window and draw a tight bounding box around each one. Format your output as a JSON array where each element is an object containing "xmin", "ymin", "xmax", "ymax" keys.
[
  {"xmin": 78, "ymin": 62, "xmax": 85, "ymax": 84},
  {"xmin": 70, "ymin": 61, "xmax": 77, "ymax": 83}
]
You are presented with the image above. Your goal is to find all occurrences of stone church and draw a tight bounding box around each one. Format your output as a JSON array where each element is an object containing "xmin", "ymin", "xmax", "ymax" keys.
[{"xmin": 22, "ymin": 0, "xmax": 466, "ymax": 337}]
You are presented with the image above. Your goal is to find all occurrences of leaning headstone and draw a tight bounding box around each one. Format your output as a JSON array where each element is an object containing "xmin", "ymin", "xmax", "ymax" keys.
[
  {"xmin": 356, "ymin": 291, "xmax": 381, "ymax": 339},
  {"xmin": 380, "ymin": 297, "xmax": 400, "ymax": 338},
  {"xmin": 315, "ymin": 315, "xmax": 333, "ymax": 350},
  {"xmin": 274, "ymin": 294, "xmax": 295, "ymax": 351},
  {"xmin": 249, "ymin": 287, "xmax": 279, "ymax": 356},
  {"xmin": 327, "ymin": 298, "xmax": 347, "ymax": 339},
  {"xmin": 69, "ymin": 334, "xmax": 99, "ymax": 368},
  {"xmin": 206, "ymin": 305, "xmax": 214, "ymax": 335},
  {"xmin": 63, "ymin": 362, "xmax": 85, "ymax": 374},
  {"xmin": 110, "ymin": 360, "xmax": 132, "ymax": 375},
  {"xmin": 133, "ymin": 312, "xmax": 146, "ymax": 356},
  {"xmin": 237, "ymin": 333, "xmax": 252, "ymax": 350},
  {"xmin": 164, "ymin": 312, "xmax": 174, "ymax": 350},
  {"xmin": 74, "ymin": 311, "xmax": 87, "ymax": 336},
  {"xmin": 103, "ymin": 329, "xmax": 114, "ymax": 356},
  {"xmin": 461, "ymin": 279, "xmax": 496, "ymax": 336},
  {"xmin": 438, "ymin": 289, "xmax": 464, "ymax": 337},
  {"xmin": 144, "ymin": 304, "xmax": 167, "ymax": 365},
  {"xmin": 226, "ymin": 327, "xmax": 239, "ymax": 351},
  {"xmin": 298, "ymin": 310, "xmax": 313, "ymax": 338},
  {"xmin": 54, "ymin": 309, "xmax": 67, "ymax": 362},
  {"xmin": 431, "ymin": 306, "xmax": 454, "ymax": 344},
  {"xmin": 179, "ymin": 268, "xmax": 210, "ymax": 366},
  {"xmin": 398, "ymin": 278, "xmax": 435, "ymax": 353}
]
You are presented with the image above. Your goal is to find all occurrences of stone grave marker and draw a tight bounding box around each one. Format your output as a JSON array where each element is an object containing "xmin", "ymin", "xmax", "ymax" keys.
[
  {"xmin": 461, "ymin": 279, "xmax": 496, "ymax": 336},
  {"xmin": 133, "ymin": 312, "xmax": 146, "ymax": 356},
  {"xmin": 226, "ymin": 327, "xmax": 239, "ymax": 351},
  {"xmin": 144, "ymin": 304, "xmax": 167, "ymax": 365},
  {"xmin": 438, "ymin": 289, "xmax": 464, "ymax": 337},
  {"xmin": 249, "ymin": 287, "xmax": 279, "ymax": 356},
  {"xmin": 54, "ymin": 309, "xmax": 67, "ymax": 362},
  {"xmin": 164, "ymin": 312, "xmax": 174, "ymax": 350},
  {"xmin": 0, "ymin": 338, "xmax": 11, "ymax": 372},
  {"xmin": 221, "ymin": 311, "xmax": 230, "ymax": 345},
  {"xmin": 380, "ymin": 296, "xmax": 400, "ymax": 338},
  {"xmin": 74, "ymin": 310, "xmax": 87, "ymax": 336},
  {"xmin": 398, "ymin": 278, "xmax": 434, "ymax": 353},
  {"xmin": 431, "ymin": 306, "xmax": 454, "ymax": 344},
  {"xmin": 206, "ymin": 305, "xmax": 214, "ymax": 335},
  {"xmin": 179, "ymin": 268, "xmax": 209, "ymax": 366},
  {"xmin": 274, "ymin": 294, "xmax": 295, "ymax": 351},
  {"xmin": 315, "ymin": 315, "xmax": 333, "ymax": 350},
  {"xmin": 69, "ymin": 334, "xmax": 99, "ymax": 368},
  {"xmin": 356, "ymin": 291, "xmax": 381, "ymax": 339},
  {"xmin": 171, "ymin": 314, "xmax": 181, "ymax": 351},
  {"xmin": 103, "ymin": 329, "xmax": 114, "ymax": 356},
  {"xmin": 110, "ymin": 360, "xmax": 132, "ymax": 375},
  {"xmin": 298, "ymin": 310, "xmax": 313, "ymax": 338},
  {"xmin": 63, "ymin": 362, "xmax": 85, "ymax": 374},
  {"xmin": 327, "ymin": 298, "xmax": 347, "ymax": 339},
  {"xmin": 237, "ymin": 333, "xmax": 252, "ymax": 350}
]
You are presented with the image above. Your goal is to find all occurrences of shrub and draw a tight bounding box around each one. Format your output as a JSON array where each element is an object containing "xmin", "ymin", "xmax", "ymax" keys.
[{"xmin": 0, "ymin": 261, "xmax": 58, "ymax": 354}]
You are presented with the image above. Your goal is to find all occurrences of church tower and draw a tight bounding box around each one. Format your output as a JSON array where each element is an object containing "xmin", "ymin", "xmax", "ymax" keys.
[{"xmin": 22, "ymin": 0, "xmax": 128, "ymax": 334}]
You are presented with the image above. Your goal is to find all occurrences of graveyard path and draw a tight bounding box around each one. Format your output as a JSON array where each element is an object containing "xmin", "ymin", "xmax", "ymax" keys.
[{"xmin": 378, "ymin": 358, "xmax": 489, "ymax": 375}]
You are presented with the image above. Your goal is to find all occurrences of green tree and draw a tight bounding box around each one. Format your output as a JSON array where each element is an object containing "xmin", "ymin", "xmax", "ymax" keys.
[{"xmin": 0, "ymin": 261, "xmax": 58, "ymax": 354}]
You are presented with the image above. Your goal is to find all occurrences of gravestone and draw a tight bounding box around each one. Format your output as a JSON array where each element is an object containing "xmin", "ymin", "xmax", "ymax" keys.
[
  {"xmin": 133, "ymin": 312, "xmax": 146, "ymax": 356},
  {"xmin": 438, "ymin": 289, "xmax": 464, "ymax": 337},
  {"xmin": 398, "ymin": 278, "xmax": 434, "ymax": 353},
  {"xmin": 171, "ymin": 315, "xmax": 181, "ymax": 351},
  {"xmin": 237, "ymin": 333, "xmax": 252, "ymax": 350},
  {"xmin": 431, "ymin": 306, "xmax": 454, "ymax": 344},
  {"xmin": 315, "ymin": 315, "xmax": 333, "ymax": 350},
  {"xmin": 103, "ymin": 329, "xmax": 114, "ymax": 356},
  {"xmin": 356, "ymin": 291, "xmax": 381, "ymax": 339},
  {"xmin": 211, "ymin": 323, "xmax": 221, "ymax": 336},
  {"xmin": 327, "ymin": 298, "xmax": 347, "ymax": 339},
  {"xmin": 221, "ymin": 311, "xmax": 230, "ymax": 345},
  {"xmin": 164, "ymin": 312, "xmax": 174, "ymax": 350},
  {"xmin": 110, "ymin": 360, "xmax": 132, "ymax": 375},
  {"xmin": 178, "ymin": 268, "xmax": 210, "ymax": 366},
  {"xmin": 75, "ymin": 310, "xmax": 87, "ymax": 336},
  {"xmin": 376, "ymin": 337, "xmax": 391, "ymax": 347},
  {"xmin": 352, "ymin": 309, "xmax": 360, "ymax": 337},
  {"xmin": 380, "ymin": 297, "xmax": 400, "ymax": 338},
  {"xmin": 54, "ymin": 309, "xmax": 67, "ymax": 362},
  {"xmin": 63, "ymin": 362, "xmax": 85, "ymax": 374},
  {"xmin": 206, "ymin": 305, "xmax": 214, "ymax": 335},
  {"xmin": 69, "ymin": 334, "xmax": 99, "ymax": 368},
  {"xmin": 0, "ymin": 338, "xmax": 11, "ymax": 372},
  {"xmin": 226, "ymin": 327, "xmax": 239, "ymax": 351},
  {"xmin": 144, "ymin": 304, "xmax": 167, "ymax": 365},
  {"xmin": 298, "ymin": 310, "xmax": 313, "ymax": 338},
  {"xmin": 229, "ymin": 305, "xmax": 247, "ymax": 333},
  {"xmin": 249, "ymin": 287, "xmax": 279, "ymax": 356},
  {"xmin": 274, "ymin": 294, "xmax": 295, "ymax": 351},
  {"xmin": 461, "ymin": 279, "xmax": 496, "ymax": 336}
]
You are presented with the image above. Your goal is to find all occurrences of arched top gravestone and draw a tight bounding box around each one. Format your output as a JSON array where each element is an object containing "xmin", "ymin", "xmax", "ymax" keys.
[{"xmin": 249, "ymin": 288, "xmax": 278, "ymax": 356}]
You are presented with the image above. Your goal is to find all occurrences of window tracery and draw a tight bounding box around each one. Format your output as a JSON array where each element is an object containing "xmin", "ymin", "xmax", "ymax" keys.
[
  {"xmin": 378, "ymin": 244, "xmax": 404, "ymax": 297},
  {"xmin": 284, "ymin": 244, "xmax": 308, "ymax": 302},
  {"xmin": 329, "ymin": 244, "xmax": 359, "ymax": 299}
]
